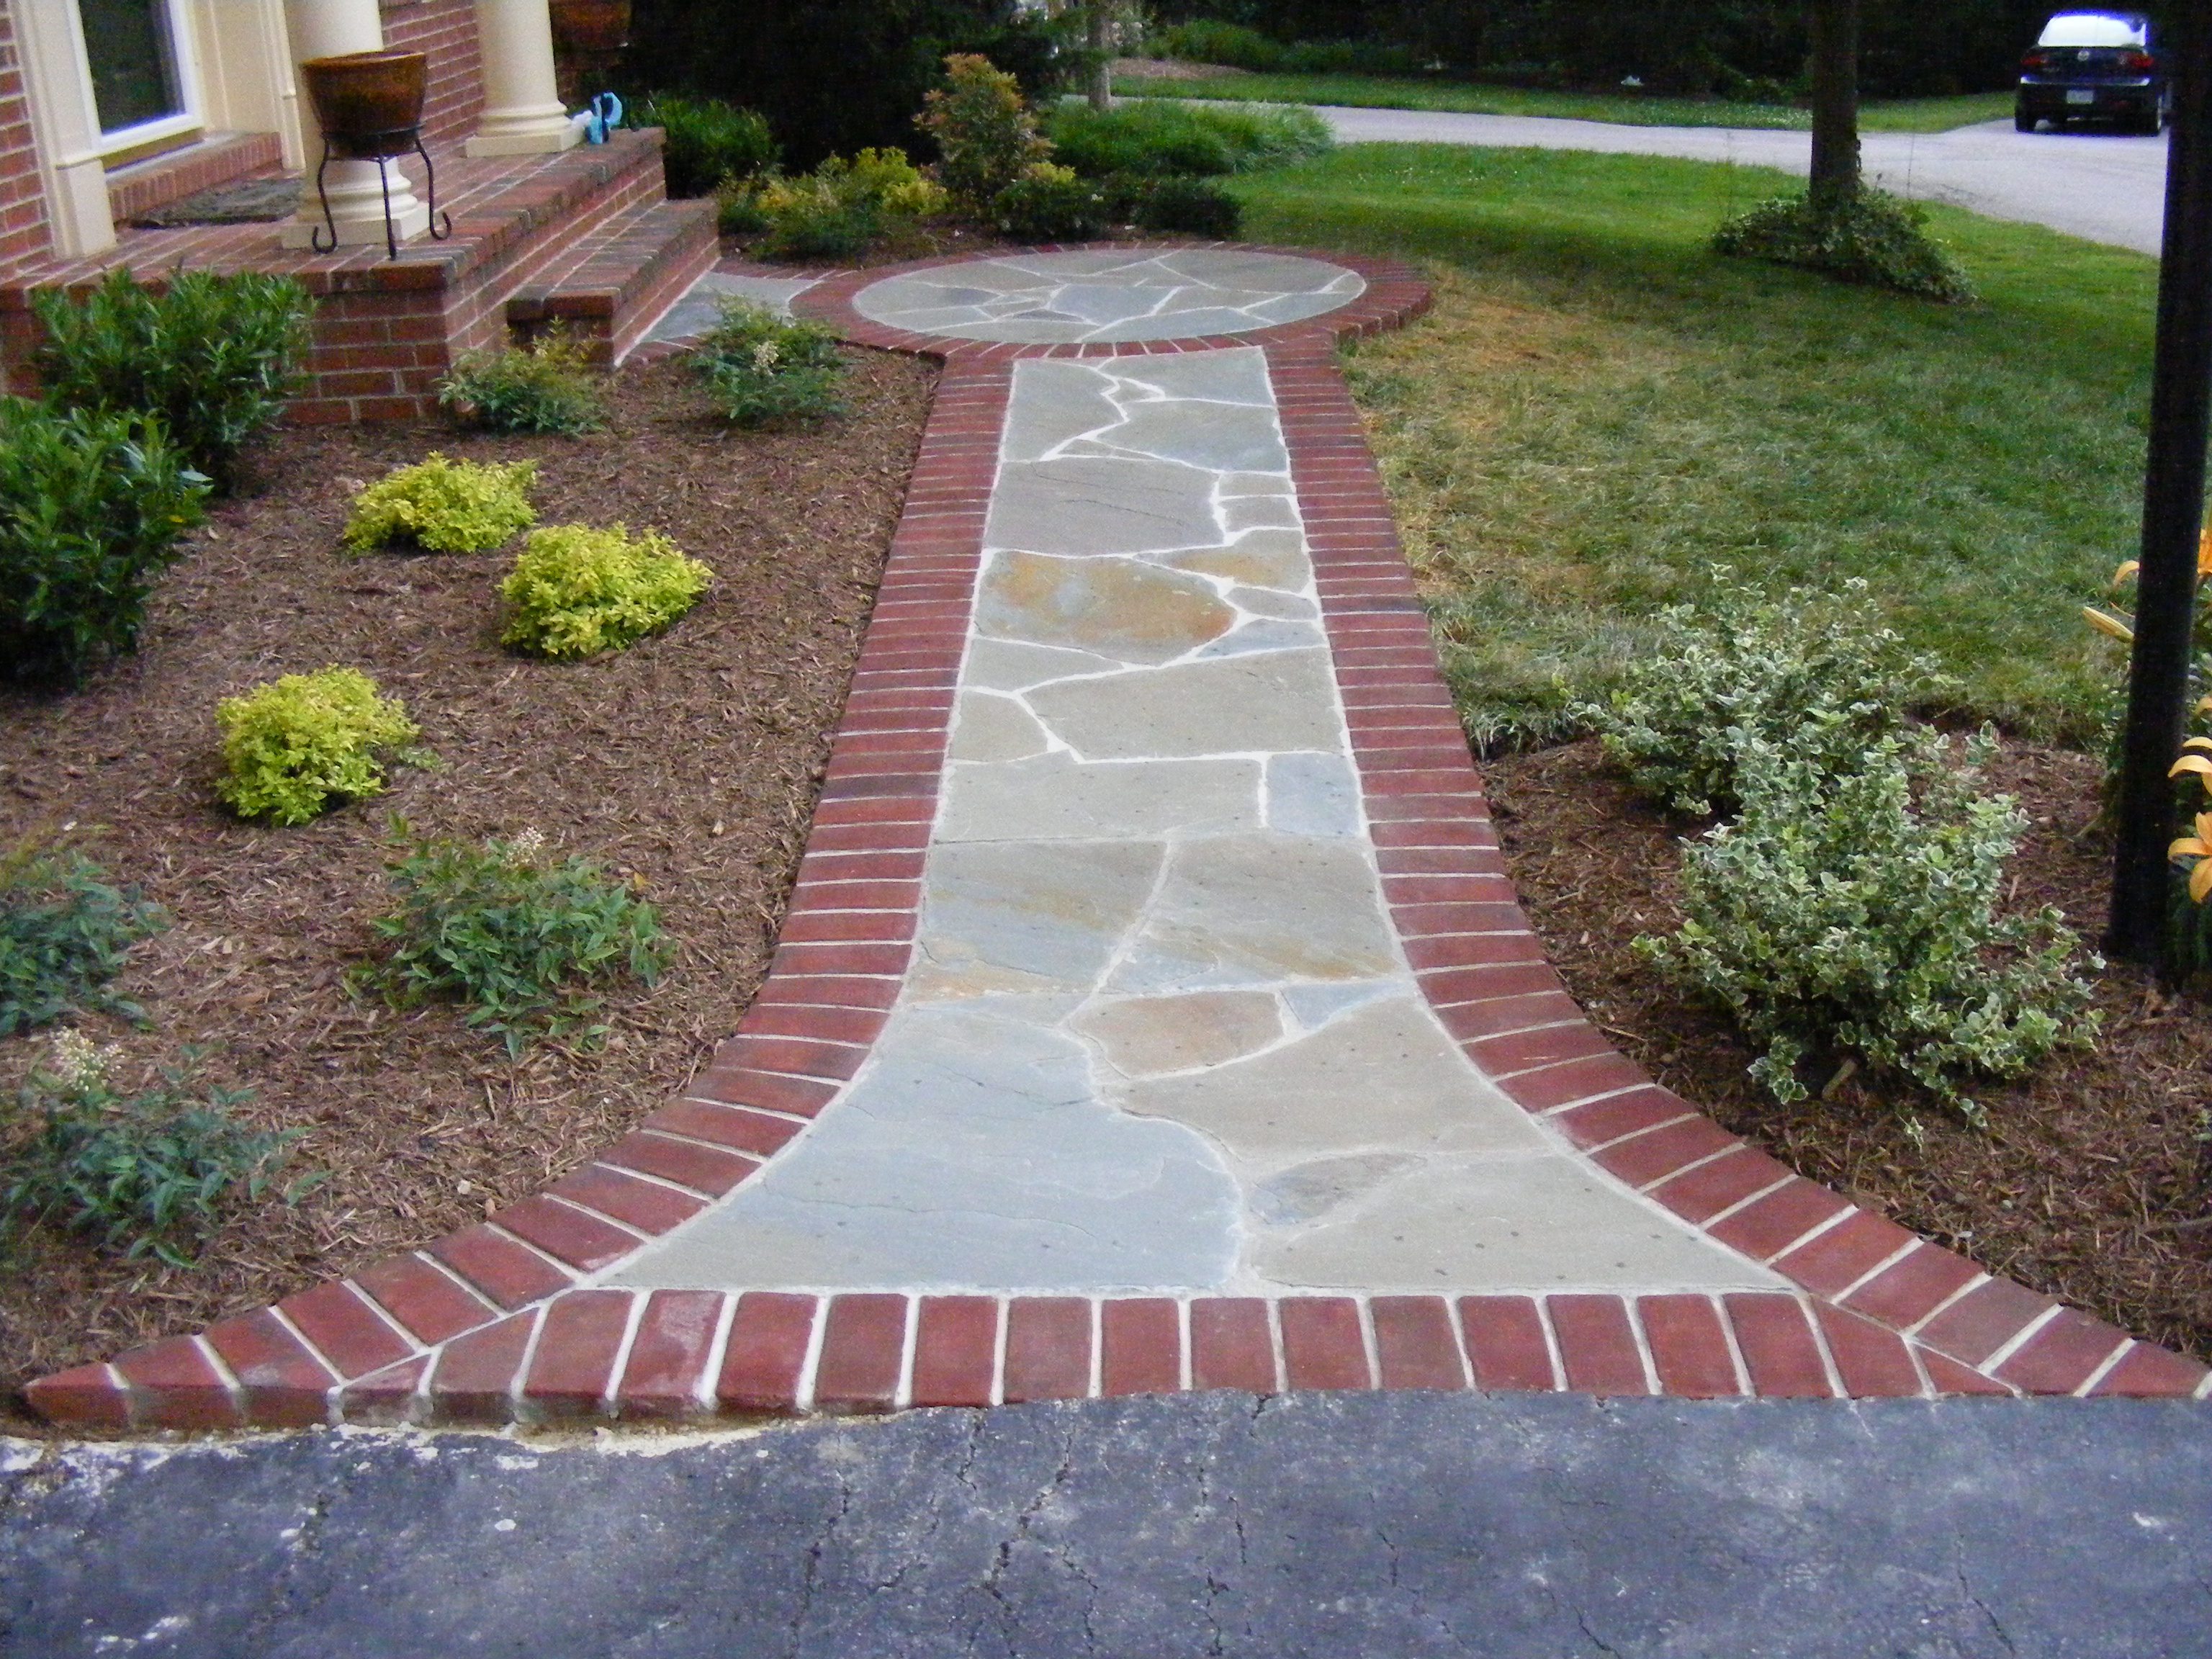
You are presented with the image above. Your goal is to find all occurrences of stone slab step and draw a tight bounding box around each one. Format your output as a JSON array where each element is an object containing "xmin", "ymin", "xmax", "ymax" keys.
[{"xmin": 503, "ymin": 196, "xmax": 719, "ymax": 367}]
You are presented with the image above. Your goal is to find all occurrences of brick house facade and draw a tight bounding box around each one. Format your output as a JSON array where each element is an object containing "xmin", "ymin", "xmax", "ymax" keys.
[{"xmin": 0, "ymin": 5, "xmax": 53, "ymax": 274}]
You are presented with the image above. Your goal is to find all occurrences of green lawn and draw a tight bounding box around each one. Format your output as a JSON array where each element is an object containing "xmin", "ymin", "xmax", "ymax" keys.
[
  {"xmin": 1227, "ymin": 143, "xmax": 2156, "ymax": 747},
  {"xmin": 1115, "ymin": 71, "xmax": 2018, "ymax": 135}
]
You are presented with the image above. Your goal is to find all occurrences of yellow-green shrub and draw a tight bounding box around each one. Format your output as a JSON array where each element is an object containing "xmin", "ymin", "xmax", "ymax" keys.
[
  {"xmin": 215, "ymin": 667, "xmax": 419, "ymax": 825},
  {"xmin": 499, "ymin": 523, "xmax": 711, "ymax": 659},
  {"xmin": 342, "ymin": 454, "xmax": 536, "ymax": 554}
]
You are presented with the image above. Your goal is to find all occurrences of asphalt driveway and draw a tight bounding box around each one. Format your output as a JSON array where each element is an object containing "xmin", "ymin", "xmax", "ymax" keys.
[{"xmin": 6, "ymin": 1394, "xmax": 2211, "ymax": 1657}]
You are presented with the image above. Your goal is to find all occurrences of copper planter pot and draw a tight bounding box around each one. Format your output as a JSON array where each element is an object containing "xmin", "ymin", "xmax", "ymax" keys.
[
  {"xmin": 551, "ymin": 0, "xmax": 630, "ymax": 54},
  {"xmin": 300, "ymin": 50, "xmax": 427, "ymax": 161}
]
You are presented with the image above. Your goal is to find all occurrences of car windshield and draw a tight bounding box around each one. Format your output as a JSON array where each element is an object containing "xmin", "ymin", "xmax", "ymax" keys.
[{"xmin": 2037, "ymin": 12, "xmax": 2149, "ymax": 48}]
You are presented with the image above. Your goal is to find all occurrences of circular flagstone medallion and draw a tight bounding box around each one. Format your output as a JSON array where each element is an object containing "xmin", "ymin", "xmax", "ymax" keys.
[{"xmin": 851, "ymin": 247, "xmax": 1367, "ymax": 343}]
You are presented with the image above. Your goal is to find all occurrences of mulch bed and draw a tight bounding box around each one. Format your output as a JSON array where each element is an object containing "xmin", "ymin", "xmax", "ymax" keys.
[
  {"xmin": 1488, "ymin": 738, "xmax": 2212, "ymax": 1364},
  {"xmin": 0, "ymin": 347, "xmax": 936, "ymax": 1411}
]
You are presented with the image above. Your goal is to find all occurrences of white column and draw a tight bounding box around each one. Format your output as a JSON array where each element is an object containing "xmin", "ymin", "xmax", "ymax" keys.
[
  {"xmin": 279, "ymin": 0, "xmax": 429, "ymax": 250},
  {"xmin": 187, "ymin": 0, "xmax": 311, "ymax": 170},
  {"xmin": 10, "ymin": 0, "xmax": 118, "ymax": 258},
  {"xmin": 464, "ymin": 0, "xmax": 580, "ymax": 156}
]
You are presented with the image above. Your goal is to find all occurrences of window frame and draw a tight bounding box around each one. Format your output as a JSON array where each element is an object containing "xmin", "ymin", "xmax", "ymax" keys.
[{"xmin": 73, "ymin": 0, "xmax": 206, "ymax": 159}]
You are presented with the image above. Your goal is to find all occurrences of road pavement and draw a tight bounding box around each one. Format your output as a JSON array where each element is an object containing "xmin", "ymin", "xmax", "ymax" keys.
[
  {"xmin": 1314, "ymin": 107, "xmax": 2167, "ymax": 255},
  {"xmin": 6, "ymin": 1395, "xmax": 2209, "ymax": 1657}
]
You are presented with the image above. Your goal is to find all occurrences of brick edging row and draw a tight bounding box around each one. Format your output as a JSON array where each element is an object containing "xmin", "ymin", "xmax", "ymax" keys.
[
  {"xmin": 20, "ymin": 351, "xmax": 1008, "ymax": 1432},
  {"xmin": 1263, "ymin": 333, "xmax": 2208, "ymax": 1404},
  {"xmin": 24, "ymin": 245, "xmax": 2206, "ymax": 1431}
]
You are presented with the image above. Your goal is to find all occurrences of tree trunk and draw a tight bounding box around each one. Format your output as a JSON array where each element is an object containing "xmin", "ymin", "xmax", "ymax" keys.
[
  {"xmin": 1087, "ymin": 1, "xmax": 1112, "ymax": 112},
  {"xmin": 1807, "ymin": 0, "xmax": 1860, "ymax": 211}
]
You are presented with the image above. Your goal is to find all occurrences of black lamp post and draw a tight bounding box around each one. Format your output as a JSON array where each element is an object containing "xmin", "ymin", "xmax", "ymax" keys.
[{"xmin": 2110, "ymin": 2, "xmax": 2212, "ymax": 966}]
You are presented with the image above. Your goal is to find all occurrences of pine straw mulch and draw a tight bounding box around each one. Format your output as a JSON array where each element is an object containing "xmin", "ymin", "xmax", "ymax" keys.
[
  {"xmin": 0, "ymin": 347, "xmax": 936, "ymax": 1413},
  {"xmin": 1487, "ymin": 738, "xmax": 2212, "ymax": 1365}
]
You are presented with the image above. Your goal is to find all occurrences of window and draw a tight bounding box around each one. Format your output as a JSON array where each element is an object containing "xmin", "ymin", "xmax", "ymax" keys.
[{"xmin": 75, "ymin": 0, "xmax": 199, "ymax": 151}]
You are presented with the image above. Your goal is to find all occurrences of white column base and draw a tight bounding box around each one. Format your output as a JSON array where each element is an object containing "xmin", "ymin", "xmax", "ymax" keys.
[
  {"xmin": 465, "ymin": 104, "xmax": 583, "ymax": 157},
  {"xmin": 281, "ymin": 159, "xmax": 432, "ymax": 248},
  {"xmin": 47, "ymin": 154, "xmax": 120, "ymax": 259}
]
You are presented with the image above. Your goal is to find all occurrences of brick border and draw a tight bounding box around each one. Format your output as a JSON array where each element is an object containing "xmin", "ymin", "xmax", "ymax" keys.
[{"xmin": 26, "ymin": 244, "xmax": 2208, "ymax": 1431}]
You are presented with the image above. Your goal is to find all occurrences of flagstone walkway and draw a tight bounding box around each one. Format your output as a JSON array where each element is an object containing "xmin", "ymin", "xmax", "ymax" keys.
[{"xmin": 27, "ymin": 246, "xmax": 2210, "ymax": 1429}]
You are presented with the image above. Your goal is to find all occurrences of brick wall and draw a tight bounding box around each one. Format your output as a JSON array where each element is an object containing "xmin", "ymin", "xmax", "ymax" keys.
[
  {"xmin": 382, "ymin": 0, "xmax": 484, "ymax": 144},
  {"xmin": 0, "ymin": 3, "xmax": 54, "ymax": 276}
]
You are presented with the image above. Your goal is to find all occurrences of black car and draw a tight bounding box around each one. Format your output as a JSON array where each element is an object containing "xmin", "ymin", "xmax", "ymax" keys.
[{"xmin": 2016, "ymin": 11, "xmax": 2164, "ymax": 133}]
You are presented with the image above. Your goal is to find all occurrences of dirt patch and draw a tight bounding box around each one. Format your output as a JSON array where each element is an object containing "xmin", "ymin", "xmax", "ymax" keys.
[
  {"xmin": 1112, "ymin": 56, "xmax": 1254, "ymax": 82},
  {"xmin": 0, "ymin": 347, "xmax": 937, "ymax": 1406},
  {"xmin": 1488, "ymin": 738, "xmax": 2212, "ymax": 1363}
]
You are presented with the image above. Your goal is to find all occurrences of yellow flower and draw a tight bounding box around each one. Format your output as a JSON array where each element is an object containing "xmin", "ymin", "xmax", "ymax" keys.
[
  {"xmin": 2170, "ymin": 737, "xmax": 2212, "ymax": 783},
  {"xmin": 2110, "ymin": 529, "xmax": 2212, "ymax": 590},
  {"xmin": 2083, "ymin": 606, "xmax": 2135, "ymax": 644},
  {"xmin": 2171, "ymin": 811, "xmax": 2212, "ymax": 903}
]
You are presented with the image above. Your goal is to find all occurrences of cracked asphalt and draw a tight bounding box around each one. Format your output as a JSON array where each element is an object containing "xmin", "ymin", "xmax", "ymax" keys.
[{"xmin": 6, "ymin": 1393, "xmax": 2210, "ymax": 1656}]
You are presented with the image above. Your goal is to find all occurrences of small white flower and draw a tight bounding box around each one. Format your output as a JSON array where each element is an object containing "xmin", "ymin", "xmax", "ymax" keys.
[
  {"xmin": 47, "ymin": 1028, "xmax": 120, "ymax": 1092},
  {"xmin": 751, "ymin": 339, "xmax": 782, "ymax": 373},
  {"xmin": 504, "ymin": 827, "xmax": 547, "ymax": 865}
]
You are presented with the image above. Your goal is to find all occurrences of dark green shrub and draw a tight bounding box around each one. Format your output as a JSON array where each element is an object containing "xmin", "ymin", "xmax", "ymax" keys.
[
  {"xmin": 1138, "ymin": 2, "xmax": 2030, "ymax": 98},
  {"xmin": 1143, "ymin": 22, "xmax": 1418, "ymax": 76},
  {"xmin": 991, "ymin": 166, "xmax": 1111, "ymax": 243},
  {"xmin": 33, "ymin": 268, "xmax": 310, "ymax": 488},
  {"xmin": 5, "ymin": 1033, "xmax": 308, "ymax": 1266},
  {"xmin": 623, "ymin": 0, "xmax": 1062, "ymax": 169},
  {"xmin": 715, "ymin": 185, "xmax": 770, "ymax": 237},
  {"xmin": 691, "ymin": 301, "xmax": 848, "ymax": 425},
  {"xmin": 1637, "ymin": 729, "xmax": 2099, "ymax": 1121},
  {"xmin": 364, "ymin": 827, "xmax": 671, "ymax": 1054},
  {"xmin": 634, "ymin": 94, "xmax": 778, "ymax": 198},
  {"xmin": 0, "ymin": 397, "xmax": 210, "ymax": 686},
  {"xmin": 1146, "ymin": 20, "xmax": 1286, "ymax": 70},
  {"xmin": 755, "ymin": 190, "xmax": 879, "ymax": 258},
  {"xmin": 1714, "ymin": 189, "xmax": 1976, "ymax": 305},
  {"xmin": 437, "ymin": 326, "xmax": 606, "ymax": 435},
  {"xmin": 0, "ymin": 837, "xmax": 167, "ymax": 1036},
  {"xmin": 1276, "ymin": 37, "xmax": 1421, "ymax": 74},
  {"xmin": 1135, "ymin": 174, "xmax": 1242, "ymax": 237}
]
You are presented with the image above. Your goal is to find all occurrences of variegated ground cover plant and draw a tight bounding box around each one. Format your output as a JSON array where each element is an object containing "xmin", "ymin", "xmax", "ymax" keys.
[{"xmin": 1591, "ymin": 583, "xmax": 2099, "ymax": 1118}]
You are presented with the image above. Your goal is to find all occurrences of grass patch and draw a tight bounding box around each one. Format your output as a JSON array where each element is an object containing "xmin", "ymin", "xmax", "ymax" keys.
[
  {"xmin": 1114, "ymin": 72, "xmax": 2015, "ymax": 134},
  {"xmin": 1229, "ymin": 143, "xmax": 2154, "ymax": 749}
]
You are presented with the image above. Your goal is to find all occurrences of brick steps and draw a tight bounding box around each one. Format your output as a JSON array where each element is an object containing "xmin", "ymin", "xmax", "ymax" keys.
[
  {"xmin": 1, "ymin": 130, "xmax": 677, "ymax": 421},
  {"xmin": 503, "ymin": 196, "xmax": 719, "ymax": 367}
]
